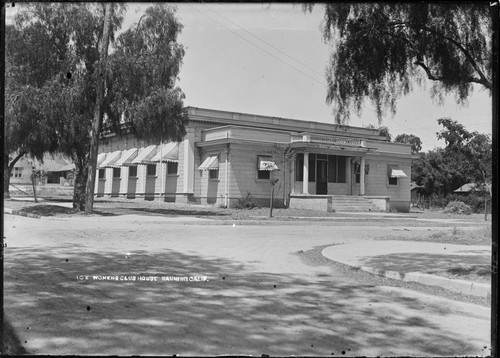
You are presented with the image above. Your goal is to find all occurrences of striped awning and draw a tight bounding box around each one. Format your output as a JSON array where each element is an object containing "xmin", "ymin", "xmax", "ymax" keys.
[
  {"xmin": 132, "ymin": 145, "xmax": 157, "ymax": 165},
  {"xmin": 388, "ymin": 165, "xmax": 408, "ymax": 178},
  {"xmin": 113, "ymin": 148, "xmax": 138, "ymax": 167},
  {"xmin": 149, "ymin": 142, "xmax": 179, "ymax": 163},
  {"xmin": 258, "ymin": 158, "xmax": 278, "ymax": 171},
  {"xmin": 199, "ymin": 155, "xmax": 219, "ymax": 170},
  {"xmin": 99, "ymin": 151, "xmax": 122, "ymax": 168},
  {"xmin": 97, "ymin": 153, "xmax": 107, "ymax": 167}
]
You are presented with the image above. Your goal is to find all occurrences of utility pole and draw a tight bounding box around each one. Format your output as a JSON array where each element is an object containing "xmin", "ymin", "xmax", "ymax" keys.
[{"xmin": 84, "ymin": 3, "xmax": 114, "ymax": 214}]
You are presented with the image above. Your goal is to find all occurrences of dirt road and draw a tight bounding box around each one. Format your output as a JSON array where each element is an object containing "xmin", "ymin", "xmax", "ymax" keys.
[{"xmin": 3, "ymin": 214, "xmax": 491, "ymax": 356}]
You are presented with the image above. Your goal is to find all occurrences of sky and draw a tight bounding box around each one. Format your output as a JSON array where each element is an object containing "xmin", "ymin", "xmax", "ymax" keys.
[{"xmin": 6, "ymin": 3, "xmax": 493, "ymax": 151}]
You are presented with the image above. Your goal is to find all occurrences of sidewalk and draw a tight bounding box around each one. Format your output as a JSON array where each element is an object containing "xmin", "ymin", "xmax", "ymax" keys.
[{"xmin": 322, "ymin": 240, "xmax": 491, "ymax": 298}]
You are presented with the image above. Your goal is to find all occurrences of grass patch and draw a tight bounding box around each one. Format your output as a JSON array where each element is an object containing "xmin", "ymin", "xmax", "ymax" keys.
[
  {"xmin": 377, "ymin": 224, "xmax": 491, "ymax": 246},
  {"xmin": 18, "ymin": 204, "xmax": 78, "ymax": 216}
]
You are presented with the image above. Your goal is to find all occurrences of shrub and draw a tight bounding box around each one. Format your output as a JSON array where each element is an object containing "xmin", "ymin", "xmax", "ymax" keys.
[
  {"xmin": 236, "ymin": 192, "xmax": 260, "ymax": 210},
  {"xmin": 443, "ymin": 201, "xmax": 472, "ymax": 215},
  {"xmin": 446, "ymin": 193, "xmax": 490, "ymax": 213}
]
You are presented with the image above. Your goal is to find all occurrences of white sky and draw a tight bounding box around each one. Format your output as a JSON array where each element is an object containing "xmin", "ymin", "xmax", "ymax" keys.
[{"xmin": 6, "ymin": 3, "xmax": 493, "ymax": 151}]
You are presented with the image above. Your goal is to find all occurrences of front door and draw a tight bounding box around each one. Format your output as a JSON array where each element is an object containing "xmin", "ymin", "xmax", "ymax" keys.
[{"xmin": 316, "ymin": 159, "xmax": 328, "ymax": 195}]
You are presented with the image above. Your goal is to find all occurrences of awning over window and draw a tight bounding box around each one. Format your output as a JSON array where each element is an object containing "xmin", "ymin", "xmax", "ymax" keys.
[
  {"xmin": 149, "ymin": 142, "xmax": 179, "ymax": 163},
  {"xmin": 97, "ymin": 153, "xmax": 107, "ymax": 167},
  {"xmin": 258, "ymin": 158, "xmax": 278, "ymax": 171},
  {"xmin": 113, "ymin": 148, "xmax": 138, "ymax": 167},
  {"xmin": 99, "ymin": 151, "xmax": 122, "ymax": 168},
  {"xmin": 132, "ymin": 145, "xmax": 157, "ymax": 165},
  {"xmin": 388, "ymin": 165, "xmax": 408, "ymax": 178},
  {"xmin": 199, "ymin": 156, "xmax": 219, "ymax": 170}
]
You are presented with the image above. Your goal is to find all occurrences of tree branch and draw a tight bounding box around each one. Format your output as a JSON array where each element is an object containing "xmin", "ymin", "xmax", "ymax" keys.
[
  {"xmin": 414, "ymin": 60, "xmax": 488, "ymax": 86},
  {"xmin": 421, "ymin": 26, "xmax": 492, "ymax": 90},
  {"xmin": 8, "ymin": 151, "xmax": 27, "ymax": 171}
]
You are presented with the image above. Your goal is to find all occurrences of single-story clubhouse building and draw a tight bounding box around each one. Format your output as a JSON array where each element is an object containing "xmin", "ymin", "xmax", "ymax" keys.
[{"xmin": 96, "ymin": 107, "xmax": 415, "ymax": 212}]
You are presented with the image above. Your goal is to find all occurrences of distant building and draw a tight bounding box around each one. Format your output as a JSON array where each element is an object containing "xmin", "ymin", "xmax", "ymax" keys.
[
  {"xmin": 96, "ymin": 107, "xmax": 416, "ymax": 212},
  {"xmin": 454, "ymin": 183, "xmax": 492, "ymax": 194},
  {"xmin": 8, "ymin": 153, "xmax": 75, "ymax": 186}
]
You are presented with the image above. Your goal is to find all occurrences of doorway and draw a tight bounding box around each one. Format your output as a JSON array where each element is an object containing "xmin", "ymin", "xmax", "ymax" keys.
[{"xmin": 316, "ymin": 159, "xmax": 328, "ymax": 195}]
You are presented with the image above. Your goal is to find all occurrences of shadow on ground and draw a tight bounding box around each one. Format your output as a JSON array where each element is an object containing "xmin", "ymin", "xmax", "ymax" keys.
[{"xmin": 4, "ymin": 246, "xmax": 484, "ymax": 356}]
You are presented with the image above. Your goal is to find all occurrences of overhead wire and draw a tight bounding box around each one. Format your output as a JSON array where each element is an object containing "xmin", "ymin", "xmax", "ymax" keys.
[{"xmin": 187, "ymin": 4, "xmax": 491, "ymax": 142}]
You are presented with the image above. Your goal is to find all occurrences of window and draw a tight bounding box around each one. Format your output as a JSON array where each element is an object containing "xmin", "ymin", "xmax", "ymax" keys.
[
  {"xmin": 387, "ymin": 164, "xmax": 406, "ymax": 186},
  {"xmin": 167, "ymin": 162, "xmax": 178, "ymax": 175},
  {"xmin": 354, "ymin": 162, "xmax": 360, "ymax": 184},
  {"xmin": 147, "ymin": 164, "xmax": 156, "ymax": 176},
  {"xmin": 389, "ymin": 177, "xmax": 398, "ymax": 186},
  {"xmin": 128, "ymin": 166, "xmax": 137, "ymax": 177},
  {"xmin": 258, "ymin": 170, "xmax": 270, "ymax": 180},
  {"xmin": 113, "ymin": 168, "xmax": 121, "ymax": 178},
  {"xmin": 257, "ymin": 155, "xmax": 277, "ymax": 180},
  {"xmin": 11, "ymin": 167, "xmax": 23, "ymax": 178},
  {"xmin": 209, "ymin": 169, "xmax": 219, "ymax": 180},
  {"xmin": 98, "ymin": 169, "xmax": 105, "ymax": 179},
  {"xmin": 328, "ymin": 155, "xmax": 347, "ymax": 183}
]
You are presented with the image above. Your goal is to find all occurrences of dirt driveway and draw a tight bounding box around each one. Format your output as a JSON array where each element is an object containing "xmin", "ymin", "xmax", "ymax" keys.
[{"xmin": 3, "ymin": 214, "xmax": 491, "ymax": 356}]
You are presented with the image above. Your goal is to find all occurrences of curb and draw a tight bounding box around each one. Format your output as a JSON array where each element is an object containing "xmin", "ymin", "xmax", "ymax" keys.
[{"xmin": 359, "ymin": 265, "xmax": 490, "ymax": 298}]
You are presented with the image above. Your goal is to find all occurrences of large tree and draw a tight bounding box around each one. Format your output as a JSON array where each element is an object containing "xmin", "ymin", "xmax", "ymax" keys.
[
  {"xmin": 306, "ymin": 3, "xmax": 493, "ymax": 123},
  {"xmin": 394, "ymin": 134, "xmax": 422, "ymax": 154},
  {"xmin": 412, "ymin": 118, "xmax": 492, "ymax": 196},
  {"xmin": 5, "ymin": 3, "xmax": 188, "ymax": 210}
]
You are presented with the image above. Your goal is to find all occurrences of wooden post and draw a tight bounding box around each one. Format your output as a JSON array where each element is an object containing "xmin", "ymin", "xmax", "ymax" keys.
[{"xmin": 269, "ymin": 185, "xmax": 274, "ymax": 218}]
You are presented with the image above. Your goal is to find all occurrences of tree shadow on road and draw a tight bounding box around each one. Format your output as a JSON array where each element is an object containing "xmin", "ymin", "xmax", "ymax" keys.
[{"xmin": 3, "ymin": 246, "xmax": 487, "ymax": 356}]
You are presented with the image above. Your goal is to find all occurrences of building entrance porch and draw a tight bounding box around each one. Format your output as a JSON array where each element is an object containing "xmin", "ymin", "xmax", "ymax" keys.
[{"xmin": 291, "ymin": 152, "xmax": 366, "ymax": 196}]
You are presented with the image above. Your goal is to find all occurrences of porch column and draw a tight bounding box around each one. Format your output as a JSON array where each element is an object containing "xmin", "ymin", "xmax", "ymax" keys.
[
  {"xmin": 183, "ymin": 128, "xmax": 195, "ymax": 194},
  {"xmin": 290, "ymin": 153, "xmax": 296, "ymax": 194},
  {"xmin": 360, "ymin": 156, "xmax": 365, "ymax": 196},
  {"xmin": 303, "ymin": 152, "xmax": 309, "ymax": 194}
]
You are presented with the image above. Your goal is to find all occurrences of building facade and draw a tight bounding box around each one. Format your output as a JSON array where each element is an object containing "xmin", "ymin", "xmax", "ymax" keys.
[{"xmin": 96, "ymin": 107, "xmax": 415, "ymax": 212}]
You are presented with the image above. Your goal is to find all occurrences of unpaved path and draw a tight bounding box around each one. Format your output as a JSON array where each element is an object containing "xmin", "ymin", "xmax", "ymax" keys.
[{"xmin": 3, "ymin": 214, "xmax": 491, "ymax": 356}]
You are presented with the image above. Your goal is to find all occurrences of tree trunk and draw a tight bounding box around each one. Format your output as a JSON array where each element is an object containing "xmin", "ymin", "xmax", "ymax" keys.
[
  {"xmin": 31, "ymin": 172, "xmax": 38, "ymax": 203},
  {"xmin": 490, "ymin": 4, "xmax": 498, "ymax": 357},
  {"xmin": 73, "ymin": 157, "xmax": 89, "ymax": 211},
  {"xmin": 3, "ymin": 159, "xmax": 11, "ymax": 199},
  {"xmin": 4, "ymin": 152, "xmax": 26, "ymax": 199},
  {"xmin": 84, "ymin": 3, "xmax": 114, "ymax": 215}
]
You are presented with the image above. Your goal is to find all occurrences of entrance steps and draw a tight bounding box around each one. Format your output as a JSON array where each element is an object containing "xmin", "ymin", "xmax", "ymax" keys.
[
  {"xmin": 329, "ymin": 195, "xmax": 379, "ymax": 212},
  {"xmin": 289, "ymin": 194, "xmax": 388, "ymax": 212}
]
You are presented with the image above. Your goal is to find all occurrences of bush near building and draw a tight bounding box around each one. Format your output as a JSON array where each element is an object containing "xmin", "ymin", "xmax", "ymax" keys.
[{"xmin": 443, "ymin": 201, "xmax": 472, "ymax": 215}]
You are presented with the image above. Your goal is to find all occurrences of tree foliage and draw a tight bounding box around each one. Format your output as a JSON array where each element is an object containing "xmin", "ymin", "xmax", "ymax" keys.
[
  {"xmin": 364, "ymin": 124, "xmax": 391, "ymax": 141},
  {"xmin": 5, "ymin": 3, "xmax": 188, "ymax": 209},
  {"xmin": 105, "ymin": 4, "xmax": 188, "ymax": 142},
  {"xmin": 309, "ymin": 3, "xmax": 492, "ymax": 123},
  {"xmin": 412, "ymin": 118, "xmax": 491, "ymax": 197},
  {"xmin": 394, "ymin": 133, "xmax": 422, "ymax": 153}
]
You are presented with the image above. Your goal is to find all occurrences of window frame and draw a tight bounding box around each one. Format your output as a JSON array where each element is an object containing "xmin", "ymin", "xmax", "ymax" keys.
[
  {"xmin": 146, "ymin": 164, "xmax": 157, "ymax": 176},
  {"xmin": 387, "ymin": 164, "xmax": 400, "ymax": 186},
  {"xmin": 167, "ymin": 161, "xmax": 178, "ymax": 175},
  {"xmin": 113, "ymin": 167, "xmax": 121, "ymax": 179},
  {"xmin": 208, "ymin": 169, "xmax": 219, "ymax": 180},
  {"xmin": 256, "ymin": 155, "xmax": 273, "ymax": 180},
  {"xmin": 98, "ymin": 169, "xmax": 106, "ymax": 180},
  {"xmin": 128, "ymin": 166, "xmax": 138, "ymax": 178}
]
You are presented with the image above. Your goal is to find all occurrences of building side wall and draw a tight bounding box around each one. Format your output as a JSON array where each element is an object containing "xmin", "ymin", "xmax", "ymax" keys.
[
  {"xmin": 364, "ymin": 157, "xmax": 411, "ymax": 212},
  {"xmin": 228, "ymin": 143, "xmax": 287, "ymax": 206}
]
